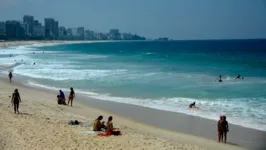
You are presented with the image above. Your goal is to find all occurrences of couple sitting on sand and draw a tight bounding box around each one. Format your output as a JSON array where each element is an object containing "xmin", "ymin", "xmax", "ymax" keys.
[
  {"xmin": 57, "ymin": 87, "xmax": 75, "ymax": 106},
  {"xmin": 93, "ymin": 116, "xmax": 121, "ymax": 136},
  {"xmin": 217, "ymin": 115, "xmax": 229, "ymax": 143}
]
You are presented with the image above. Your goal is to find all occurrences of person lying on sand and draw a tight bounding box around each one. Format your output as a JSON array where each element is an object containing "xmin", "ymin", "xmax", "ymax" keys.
[
  {"xmin": 57, "ymin": 90, "xmax": 66, "ymax": 105},
  {"xmin": 11, "ymin": 89, "xmax": 21, "ymax": 114},
  {"xmin": 106, "ymin": 116, "xmax": 121, "ymax": 135},
  {"xmin": 93, "ymin": 115, "xmax": 106, "ymax": 131},
  {"xmin": 217, "ymin": 116, "xmax": 224, "ymax": 143},
  {"xmin": 8, "ymin": 71, "xmax": 13, "ymax": 83}
]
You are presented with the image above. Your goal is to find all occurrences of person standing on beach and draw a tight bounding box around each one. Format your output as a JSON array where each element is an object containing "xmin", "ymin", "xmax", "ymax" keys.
[
  {"xmin": 217, "ymin": 116, "xmax": 223, "ymax": 142},
  {"xmin": 8, "ymin": 72, "xmax": 13, "ymax": 83},
  {"xmin": 68, "ymin": 87, "xmax": 75, "ymax": 107},
  {"xmin": 11, "ymin": 89, "xmax": 21, "ymax": 114},
  {"xmin": 222, "ymin": 116, "xmax": 229, "ymax": 143}
]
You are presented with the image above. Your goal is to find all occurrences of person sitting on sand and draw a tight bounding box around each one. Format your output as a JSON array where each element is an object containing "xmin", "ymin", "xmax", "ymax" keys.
[
  {"xmin": 106, "ymin": 116, "xmax": 121, "ymax": 135},
  {"xmin": 68, "ymin": 87, "xmax": 75, "ymax": 107},
  {"xmin": 221, "ymin": 116, "xmax": 229, "ymax": 143},
  {"xmin": 217, "ymin": 116, "xmax": 224, "ymax": 143},
  {"xmin": 8, "ymin": 72, "xmax": 13, "ymax": 83},
  {"xmin": 189, "ymin": 102, "xmax": 196, "ymax": 108},
  {"xmin": 57, "ymin": 90, "xmax": 66, "ymax": 105},
  {"xmin": 93, "ymin": 115, "xmax": 105, "ymax": 131},
  {"xmin": 11, "ymin": 89, "xmax": 21, "ymax": 114}
]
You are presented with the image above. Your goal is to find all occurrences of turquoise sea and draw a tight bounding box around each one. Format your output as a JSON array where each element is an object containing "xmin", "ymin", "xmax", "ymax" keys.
[{"xmin": 1, "ymin": 40, "xmax": 266, "ymax": 131}]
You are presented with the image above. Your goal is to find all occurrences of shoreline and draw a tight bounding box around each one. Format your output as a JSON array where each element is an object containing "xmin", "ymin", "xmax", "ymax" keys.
[
  {"xmin": 0, "ymin": 77, "xmax": 251, "ymax": 150},
  {"xmin": 24, "ymin": 77, "xmax": 266, "ymax": 150},
  {"xmin": 0, "ymin": 41, "xmax": 265, "ymax": 149}
]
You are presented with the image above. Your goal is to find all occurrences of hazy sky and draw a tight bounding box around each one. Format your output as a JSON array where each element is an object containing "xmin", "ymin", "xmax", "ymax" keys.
[{"xmin": 0, "ymin": 0, "xmax": 266, "ymax": 39}]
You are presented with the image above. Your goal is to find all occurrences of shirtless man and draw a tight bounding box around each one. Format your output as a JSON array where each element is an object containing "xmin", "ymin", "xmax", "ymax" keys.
[{"xmin": 222, "ymin": 116, "xmax": 229, "ymax": 143}]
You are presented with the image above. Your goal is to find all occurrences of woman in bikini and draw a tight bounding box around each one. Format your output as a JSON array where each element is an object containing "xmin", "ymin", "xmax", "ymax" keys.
[
  {"xmin": 217, "ymin": 116, "xmax": 224, "ymax": 142},
  {"xmin": 11, "ymin": 89, "xmax": 21, "ymax": 114},
  {"xmin": 68, "ymin": 87, "xmax": 75, "ymax": 106},
  {"xmin": 106, "ymin": 116, "xmax": 121, "ymax": 135}
]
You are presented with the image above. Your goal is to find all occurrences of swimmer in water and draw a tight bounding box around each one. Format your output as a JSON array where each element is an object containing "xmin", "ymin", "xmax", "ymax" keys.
[
  {"xmin": 33, "ymin": 62, "xmax": 36, "ymax": 65},
  {"xmin": 189, "ymin": 102, "xmax": 196, "ymax": 108},
  {"xmin": 218, "ymin": 78, "xmax": 223, "ymax": 82},
  {"xmin": 219, "ymin": 75, "xmax": 222, "ymax": 79},
  {"xmin": 242, "ymin": 77, "xmax": 244, "ymax": 80},
  {"xmin": 235, "ymin": 74, "xmax": 241, "ymax": 80}
]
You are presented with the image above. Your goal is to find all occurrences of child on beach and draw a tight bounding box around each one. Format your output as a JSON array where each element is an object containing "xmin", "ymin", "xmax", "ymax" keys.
[
  {"xmin": 11, "ymin": 89, "xmax": 21, "ymax": 114},
  {"xmin": 68, "ymin": 87, "xmax": 75, "ymax": 107},
  {"xmin": 8, "ymin": 72, "xmax": 13, "ymax": 83}
]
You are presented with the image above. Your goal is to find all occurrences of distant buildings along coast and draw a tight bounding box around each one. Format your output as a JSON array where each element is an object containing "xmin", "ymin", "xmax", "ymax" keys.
[{"xmin": 0, "ymin": 15, "xmax": 146, "ymax": 41}]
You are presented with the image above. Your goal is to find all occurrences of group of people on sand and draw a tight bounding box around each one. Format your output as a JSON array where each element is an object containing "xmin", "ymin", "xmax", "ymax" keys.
[
  {"xmin": 217, "ymin": 115, "xmax": 229, "ymax": 143},
  {"xmin": 57, "ymin": 88, "xmax": 75, "ymax": 106},
  {"xmin": 217, "ymin": 74, "xmax": 244, "ymax": 82},
  {"xmin": 93, "ymin": 115, "xmax": 121, "ymax": 136},
  {"xmin": 189, "ymin": 102, "xmax": 230, "ymax": 144}
]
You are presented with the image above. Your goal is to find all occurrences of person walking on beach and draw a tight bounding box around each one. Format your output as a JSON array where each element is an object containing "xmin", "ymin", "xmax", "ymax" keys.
[
  {"xmin": 68, "ymin": 87, "xmax": 75, "ymax": 107},
  {"xmin": 217, "ymin": 116, "xmax": 223, "ymax": 142},
  {"xmin": 222, "ymin": 116, "xmax": 229, "ymax": 143},
  {"xmin": 11, "ymin": 89, "xmax": 21, "ymax": 114},
  {"xmin": 8, "ymin": 72, "xmax": 13, "ymax": 83}
]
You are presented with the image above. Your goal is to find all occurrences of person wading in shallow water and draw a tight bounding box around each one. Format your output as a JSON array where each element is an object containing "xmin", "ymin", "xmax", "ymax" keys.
[
  {"xmin": 11, "ymin": 89, "xmax": 21, "ymax": 114},
  {"xmin": 8, "ymin": 72, "xmax": 13, "ymax": 83}
]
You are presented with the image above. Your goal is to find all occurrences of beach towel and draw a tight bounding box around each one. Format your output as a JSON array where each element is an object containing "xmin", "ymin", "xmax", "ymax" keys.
[{"xmin": 79, "ymin": 130, "xmax": 102, "ymax": 134}]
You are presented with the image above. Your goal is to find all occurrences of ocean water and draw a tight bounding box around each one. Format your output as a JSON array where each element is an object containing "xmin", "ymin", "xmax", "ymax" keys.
[{"xmin": 1, "ymin": 40, "xmax": 266, "ymax": 131}]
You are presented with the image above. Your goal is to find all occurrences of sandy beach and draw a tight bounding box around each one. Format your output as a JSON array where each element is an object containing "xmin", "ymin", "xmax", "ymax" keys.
[
  {"xmin": 0, "ymin": 41, "xmax": 260, "ymax": 150},
  {"xmin": 0, "ymin": 78, "xmax": 251, "ymax": 150}
]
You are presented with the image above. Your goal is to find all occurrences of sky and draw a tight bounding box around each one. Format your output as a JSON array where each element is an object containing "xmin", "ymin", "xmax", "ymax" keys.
[{"xmin": 0, "ymin": 0, "xmax": 266, "ymax": 40}]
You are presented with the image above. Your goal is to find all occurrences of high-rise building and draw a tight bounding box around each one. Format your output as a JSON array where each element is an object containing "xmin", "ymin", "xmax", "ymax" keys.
[
  {"xmin": 66, "ymin": 28, "xmax": 73, "ymax": 40},
  {"xmin": 71, "ymin": 28, "xmax": 78, "ymax": 37},
  {"xmin": 5, "ymin": 20, "xmax": 21, "ymax": 39},
  {"xmin": 0, "ymin": 22, "xmax": 6, "ymax": 36},
  {"xmin": 58, "ymin": 26, "xmax": 66, "ymax": 40},
  {"xmin": 53, "ymin": 21, "xmax": 59, "ymax": 38},
  {"xmin": 23, "ymin": 15, "xmax": 34, "ymax": 35},
  {"xmin": 34, "ymin": 26, "xmax": 45, "ymax": 37},
  {"xmin": 44, "ymin": 18, "xmax": 59, "ymax": 39},
  {"xmin": 109, "ymin": 29, "xmax": 121, "ymax": 40},
  {"xmin": 34, "ymin": 20, "xmax": 41, "ymax": 27},
  {"xmin": 20, "ymin": 22, "xmax": 29, "ymax": 36},
  {"xmin": 77, "ymin": 27, "xmax": 85, "ymax": 40},
  {"xmin": 44, "ymin": 18, "xmax": 55, "ymax": 38}
]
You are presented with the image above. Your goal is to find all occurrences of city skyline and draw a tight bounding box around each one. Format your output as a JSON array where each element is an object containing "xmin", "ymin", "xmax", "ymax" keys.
[
  {"xmin": 0, "ymin": 15, "xmax": 147, "ymax": 41},
  {"xmin": 0, "ymin": 0, "xmax": 266, "ymax": 40}
]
